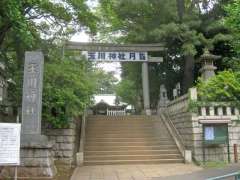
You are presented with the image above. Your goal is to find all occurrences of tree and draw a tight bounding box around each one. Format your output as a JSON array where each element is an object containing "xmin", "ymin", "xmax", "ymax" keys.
[
  {"xmin": 0, "ymin": 0, "xmax": 100, "ymax": 127},
  {"xmin": 116, "ymin": 79, "xmax": 141, "ymax": 112},
  {"xmin": 43, "ymin": 49, "xmax": 97, "ymax": 128},
  {"xmin": 197, "ymin": 71, "xmax": 240, "ymax": 108},
  {"xmin": 94, "ymin": 70, "xmax": 118, "ymax": 94},
  {"xmin": 225, "ymin": 0, "xmax": 240, "ymax": 54},
  {"xmin": 0, "ymin": 0, "xmax": 97, "ymax": 48},
  {"xmin": 98, "ymin": 0, "xmax": 234, "ymax": 109}
]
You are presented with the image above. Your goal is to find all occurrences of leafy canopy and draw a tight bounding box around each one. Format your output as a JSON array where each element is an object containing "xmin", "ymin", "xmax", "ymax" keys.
[
  {"xmin": 43, "ymin": 51, "xmax": 97, "ymax": 128},
  {"xmin": 197, "ymin": 71, "xmax": 240, "ymax": 105}
]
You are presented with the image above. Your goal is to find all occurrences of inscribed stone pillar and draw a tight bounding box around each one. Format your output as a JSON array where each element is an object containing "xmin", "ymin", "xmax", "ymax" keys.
[
  {"xmin": 17, "ymin": 51, "xmax": 56, "ymax": 179},
  {"xmin": 22, "ymin": 51, "xmax": 44, "ymax": 135},
  {"xmin": 142, "ymin": 62, "xmax": 151, "ymax": 115}
]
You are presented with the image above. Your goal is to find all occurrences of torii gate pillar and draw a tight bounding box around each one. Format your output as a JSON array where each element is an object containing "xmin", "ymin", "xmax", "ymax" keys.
[{"xmin": 142, "ymin": 62, "xmax": 151, "ymax": 115}]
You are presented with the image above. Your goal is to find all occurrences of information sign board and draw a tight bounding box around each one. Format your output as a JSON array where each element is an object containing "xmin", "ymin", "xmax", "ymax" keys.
[
  {"xmin": 203, "ymin": 124, "xmax": 228, "ymax": 144},
  {"xmin": 0, "ymin": 123, "xmax": 21, "ymax": 165}
]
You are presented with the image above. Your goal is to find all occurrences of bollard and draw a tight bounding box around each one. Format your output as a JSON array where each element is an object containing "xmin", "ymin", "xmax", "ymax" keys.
[{"xmin": 234, "ymin": 144, "xmax": 238, "ymax": 163}]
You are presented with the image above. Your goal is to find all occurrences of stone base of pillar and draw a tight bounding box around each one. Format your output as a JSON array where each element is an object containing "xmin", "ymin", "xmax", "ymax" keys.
[
  {"xmin": 76, "ymin": 152, "xmax": 84, "ymax": 166},
  {"xmin": 1, "ymin": 135, "xmax": 56, "ymax": 179},
  {"xmin": 145, "ymin": 109, "xmax": 152, "ymax": 116}
]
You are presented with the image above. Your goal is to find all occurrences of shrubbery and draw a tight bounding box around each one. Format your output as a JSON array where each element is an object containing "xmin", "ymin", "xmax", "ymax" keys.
[{"xmin": 197, "ymin": 71, "xmax": 240, "ymax": 106}]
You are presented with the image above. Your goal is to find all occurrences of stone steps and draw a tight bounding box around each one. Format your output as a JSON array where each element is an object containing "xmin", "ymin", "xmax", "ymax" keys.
[
  {"xmin": 85, "ymin": 154, "xmax": 182, "ymax": 161},
  {"xmin": 84, "ymin": 115, "xmax": 183, "ymax": 165},
  {"xmin": 85, "ymin": 145, "xmax": 178, "ymax": 151},
  {"xmin": 85, "ymin": 141, "xmax": 176, "ymax": 146},
  {"xmin": 85, "ymin": 149, "xmax": 180, "ymax": 156},
  {"xmin": 84, "ymin": 159, "xmax": 184, "ymax": 165},
  {"xmin": 85, "ymin": 137, "xmax": 171, "ymax": 142}
]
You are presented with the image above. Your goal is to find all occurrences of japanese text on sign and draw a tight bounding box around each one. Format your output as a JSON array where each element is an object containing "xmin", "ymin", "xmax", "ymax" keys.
[
  {"xmin": 22, "ymin": 52, "xmax": 44, "ymax": 135},
  {"xmin": 83, "ymin": 51, "xmax": 148, "ymax": 62},
  {"xmin": 0, "ymin": 123, "xmax": 21, "ymax": 165}
]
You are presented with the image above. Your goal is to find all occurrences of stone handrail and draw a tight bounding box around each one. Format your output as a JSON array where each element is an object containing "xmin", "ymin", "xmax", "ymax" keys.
[
  {"xmin": 160, "ymin": 89, "xmax": 197, "ymax": 163},
  {"xmin": 160, "ymin": 112, "xmax": 192, "ymax": 163},
  {"xmin": 198, "ymin": 103, "xmax": 239, "ymax": 121},
  {"xmin": 76, "ymin": 109, "xmax": 87, "ymax": 166},
  {"xmin": 167, "ymin": 94, "xmax": 189, "ymax": 115}
]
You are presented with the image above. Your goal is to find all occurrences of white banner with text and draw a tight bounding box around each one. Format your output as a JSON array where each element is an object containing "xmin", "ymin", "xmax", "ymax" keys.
[{"xmin": 83, "ymin": 51, "xmax": 148, "ymax": 62}]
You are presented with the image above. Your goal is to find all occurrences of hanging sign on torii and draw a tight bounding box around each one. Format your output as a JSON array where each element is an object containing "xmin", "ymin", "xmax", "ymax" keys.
[
  {"xmin": 66, "ymin": 42, "xmax": 165, "ymax": 62},
  {"xmin": 82, "ymin": 51, "xmax": 148, "ymax": 62}
]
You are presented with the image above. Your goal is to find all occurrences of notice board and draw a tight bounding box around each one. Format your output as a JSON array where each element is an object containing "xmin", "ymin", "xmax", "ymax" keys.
[
  {"xmin": 0, "ymin": 123, "xmax": 21, "ymax": 165},
  {"xmin": 204, "ymin": 124, "xmax": 228, "ymax": 145}
]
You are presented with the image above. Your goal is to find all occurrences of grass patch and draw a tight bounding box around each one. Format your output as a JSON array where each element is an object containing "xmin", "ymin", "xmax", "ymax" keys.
[
  {"xmin": 53, "ymin": 161, "xmax": 75, "ymax": 180},
  {"xmin": 201, "ymin": 161, "xmax": 228, "ymax": 169}
]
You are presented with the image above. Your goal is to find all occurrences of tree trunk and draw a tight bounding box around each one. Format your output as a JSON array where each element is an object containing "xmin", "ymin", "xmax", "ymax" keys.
[
  {"xmin": 0, "ymin": 24, "xmax": 12, "ymax": 48},
  {"xmin": 176, "ymin": 0, "xmax": 185, "ymax": 22},
  {"xmin": 182, "ymin": 54, "xmax": 195, "ymax": 94}
]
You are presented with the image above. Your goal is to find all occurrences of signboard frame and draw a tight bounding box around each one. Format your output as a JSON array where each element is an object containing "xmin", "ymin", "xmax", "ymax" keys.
[{"xmin": 202, "ymin": 123, "xmax": 230, "ymax": 163}]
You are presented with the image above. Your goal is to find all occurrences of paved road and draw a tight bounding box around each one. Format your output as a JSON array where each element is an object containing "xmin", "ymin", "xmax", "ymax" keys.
[
  {"xmin": 71, "ymin": 164, "xmax": 202, "ymax": 180},
  {"xmin": 154, "ymin": 164, "xmax": 240, "ymax": 180}
]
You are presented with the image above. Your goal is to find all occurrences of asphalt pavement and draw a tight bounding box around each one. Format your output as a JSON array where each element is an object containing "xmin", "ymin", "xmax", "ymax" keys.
[{"xmin": 153, "ymin": 164, "xmax": 240, "ymax": 180}]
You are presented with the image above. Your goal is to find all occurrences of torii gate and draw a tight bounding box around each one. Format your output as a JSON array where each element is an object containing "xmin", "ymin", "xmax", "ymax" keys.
[{"xmin": 65, "ymin": 41, "xmax": 165, "ymax": 115}]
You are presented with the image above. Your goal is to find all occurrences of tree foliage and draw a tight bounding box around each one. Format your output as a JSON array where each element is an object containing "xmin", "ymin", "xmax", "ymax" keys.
[
  {"xmin": 94, "ymin": 69, "xmax": 118, "ymax": 94},
  {"xmin": 0, "ymin": 0, "xmax": 100, "ymax": 127},
  {"xmin": 43, "ymin": 52, "xmax": 97, "ymax": 128},
  {"xmin": 197, "ymin": 71, "xmax": 240, "ymax": 106},
  {"xmin": 225, "ymin": 0, "xmax": 240, "ymax": 54},
  {"xmin": 0, "ymin": 0, "xmax": 97, "ymax": 47},
  {"xmin": 98, "ymin": 0, "xmax": 234, "ymax": 109}
]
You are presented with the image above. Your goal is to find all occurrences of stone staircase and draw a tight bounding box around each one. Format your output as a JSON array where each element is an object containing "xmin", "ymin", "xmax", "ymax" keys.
[{"xmin": 84, "ymin": 115, "xmax": 184, "ymax": 165}]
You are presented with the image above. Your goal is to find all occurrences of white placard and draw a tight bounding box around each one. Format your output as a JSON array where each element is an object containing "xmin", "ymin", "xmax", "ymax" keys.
[
  {"xmin": 82, "ymin": 51, "xmax": 148, "ymax": 62},
  {"xmin": 205, "ymin": 126, "xmax": 214, "ymax": 140},
  {"xmin": 0, "ymin": 123, "xmax": 21, "ymax": 166}
]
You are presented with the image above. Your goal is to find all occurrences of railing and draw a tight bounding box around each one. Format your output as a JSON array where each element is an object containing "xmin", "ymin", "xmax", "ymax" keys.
[
  {"xmin": 198, "ymin": 104, "xmax": 239, "ymax": 121},
  {"xmin": 206, "ymin": 172, "xmax": 240, "ymax": 180},
  {"xmin": 160, "ymin": 112, "xmax": 192, "ymax": 163},
  {"xmin": 167, "ymin": 94, "xmax": 189, "ymax": 115},
  {"xmin": 160, "ymin": 89, "xmax": 196, "ymax": 163},
  {"xmin": 76, "ymin": 109, "xmax": 87, "ymax": 166},
  {"xmin": 107, "ymin": 109, "xmax": 126, "ymax": 116}
]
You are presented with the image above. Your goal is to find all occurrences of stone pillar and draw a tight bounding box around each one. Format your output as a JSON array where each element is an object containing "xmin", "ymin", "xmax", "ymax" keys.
[
  {"xmin": 18, "ymin": 52, "xmax": 56, "ymax": 178},
  {"xmin": 158, "ymin": 84, "xmax": 169, "ymax": 107},
  {"xmin": 142, "ymin": 62, "xmax": 151, "ymax": 115}
]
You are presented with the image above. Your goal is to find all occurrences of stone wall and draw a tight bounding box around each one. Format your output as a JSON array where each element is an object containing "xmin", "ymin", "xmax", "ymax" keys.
[
  {"xmin": 0, "ymin": 135, "xmax": 56, "ymax": 179},
  {"xmin": 43, "ymin": 117, "xmax": 81, "ymax": 166},
  {"xmin": 165, "ymin": 88, "xmax": 240, "ymax": 163},
  {"xmin": 166, "ymin": 94, "xmax": 195, "ymax": 157}
]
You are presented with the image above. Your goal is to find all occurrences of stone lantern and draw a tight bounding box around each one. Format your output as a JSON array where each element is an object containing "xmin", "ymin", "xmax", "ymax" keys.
[
  {"xmin": 199, "ymin": 49, "xmax": 220, "ymax": 81},
  {"xmin": 158, "ymin": 84, "xmax": 169, "ymax": 107}
]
